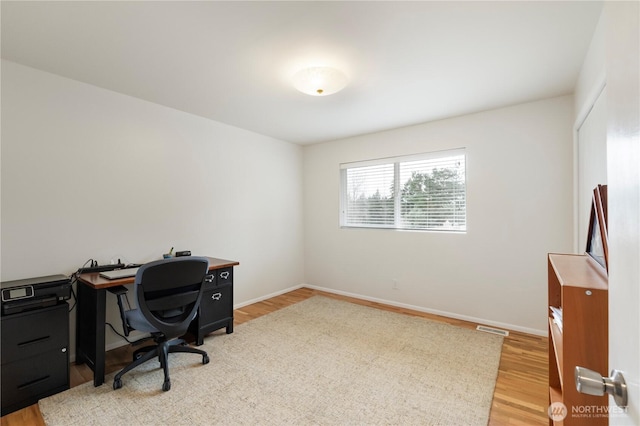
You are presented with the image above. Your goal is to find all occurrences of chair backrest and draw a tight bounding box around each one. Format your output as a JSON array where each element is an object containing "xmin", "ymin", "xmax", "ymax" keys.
[{"xmin": 134, "ymin": 256, "xmax": 210, "ymax": 339}]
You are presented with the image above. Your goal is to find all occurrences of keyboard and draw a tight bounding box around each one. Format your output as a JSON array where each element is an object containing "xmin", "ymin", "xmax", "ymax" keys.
[{"xmin": 99, "ymin": 267, "xmax": 140, "ymax": 280}]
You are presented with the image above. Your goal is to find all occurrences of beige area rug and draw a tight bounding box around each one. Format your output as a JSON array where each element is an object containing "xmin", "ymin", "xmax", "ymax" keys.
[{"xmin": 40, "ymin": 296, "xmax": 504, "ymax": 425}]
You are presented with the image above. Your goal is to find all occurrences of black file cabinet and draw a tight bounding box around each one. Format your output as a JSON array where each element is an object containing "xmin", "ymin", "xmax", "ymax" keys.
[
  {"xmin": 1, "ymin": 302, "xmax": 70, "ymax": 415},
  {"xmin": 189, "ymin": 266, "xmax": 234, "ymax": 345}
]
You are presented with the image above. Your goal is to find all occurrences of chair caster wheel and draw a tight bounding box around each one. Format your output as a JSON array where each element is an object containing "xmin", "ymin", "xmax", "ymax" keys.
[
  {"xmin": 203, "ymin": 354, "xmax": 210, "ymax": 364},
  {"xmin": 113, "ymin": 378, "xmax": 122, "ymax": 390},
  {"xmin": 162, "ymin": 380, "xmax": 171, "ymax": 392}
]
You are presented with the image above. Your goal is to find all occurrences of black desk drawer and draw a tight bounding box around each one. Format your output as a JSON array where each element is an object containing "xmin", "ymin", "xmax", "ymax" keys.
[
  {"xmin": 215, "ymin": 267, "xmax": 233, "ymax": 287},
  {"xmin": 1, "ymin": 348, "xmax": 69, "ymax": 415},
  {"xmin": 201, "ymin": 283, "xmax": 233, "ymax": 324},
  {"xmin": 203, "ymin": 267, "xmax": 233, "ymax": 291},
  {"xmin": 189, "ymin": 266, "xmax": 234, "ymax": 346},
  {"xmin": 1, "ymin": 303, "xmax": 69, "ymax": 362}
]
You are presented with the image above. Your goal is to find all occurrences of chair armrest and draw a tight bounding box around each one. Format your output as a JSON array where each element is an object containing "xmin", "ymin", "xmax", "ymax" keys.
[
  {"xmin": 107, "ymin": 285, "xmax": 128, "ymax": 296},
  {"xmin": 108, "ymin": 285, "xmax": 131, "ymax": 336}
]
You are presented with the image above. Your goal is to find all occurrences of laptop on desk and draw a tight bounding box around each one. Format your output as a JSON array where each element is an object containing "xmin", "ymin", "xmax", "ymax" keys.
[{"xmin": 99, "ymin": 268, "xmax": 140, "ymax": 280}]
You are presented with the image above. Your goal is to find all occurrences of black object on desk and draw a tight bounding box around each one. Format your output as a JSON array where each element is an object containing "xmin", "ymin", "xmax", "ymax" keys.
[
  {"xmin": 1, "ymin": 274, "xmax": 71, "ymax": 316},
  {"xmin": 1, "ymin": 275, "xmax": 70, "ymax": 416},
  {"xmin": 75, "ymin": 256, "xmax": 238, "ymax": 387}
]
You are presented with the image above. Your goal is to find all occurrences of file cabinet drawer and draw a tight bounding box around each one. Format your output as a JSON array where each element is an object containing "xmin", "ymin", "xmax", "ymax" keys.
[
  {"xmin": 1, "ymin": 302, "xmax": 69, "ymax": 362},
  {"xmin": 201, "ymin": 283, "xmax": 233, "ymax": 325},
  {"xmin": 1, "ymin": 348, "xmax": 69, "ymax": 415}
]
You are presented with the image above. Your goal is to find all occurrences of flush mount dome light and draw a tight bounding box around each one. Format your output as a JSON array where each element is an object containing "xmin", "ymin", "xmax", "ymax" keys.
[{"xmin": 292, "ymin": 66, "xmax": 348, "ymax": 96}]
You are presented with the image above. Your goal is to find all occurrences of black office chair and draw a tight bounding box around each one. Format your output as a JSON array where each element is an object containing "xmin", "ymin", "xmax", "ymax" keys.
[{"xmin": 112, "ymin": 257, "xmax": 212, "ymax": 392}]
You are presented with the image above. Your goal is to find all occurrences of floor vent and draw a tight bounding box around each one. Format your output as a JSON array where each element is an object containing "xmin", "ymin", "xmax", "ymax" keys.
[{"xmin": 476, "ymin": 325, "xmax": 509, "ymax": 337}]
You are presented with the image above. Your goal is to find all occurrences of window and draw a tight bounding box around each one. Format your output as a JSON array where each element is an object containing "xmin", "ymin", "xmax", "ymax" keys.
[{"xmin": 340, "ymin": 149, "xmax": 466, "ymax": 231}]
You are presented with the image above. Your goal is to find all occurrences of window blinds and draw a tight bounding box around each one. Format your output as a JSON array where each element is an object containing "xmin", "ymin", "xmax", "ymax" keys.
[{"xmin": 341, "ymin": 149, "xmax": 466, "ymax": 231}]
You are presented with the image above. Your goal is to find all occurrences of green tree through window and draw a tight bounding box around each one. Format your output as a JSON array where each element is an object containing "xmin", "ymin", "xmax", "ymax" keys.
[{"xmin": 400, "ymin": 168, "xmax": 466, "ymax": 229}]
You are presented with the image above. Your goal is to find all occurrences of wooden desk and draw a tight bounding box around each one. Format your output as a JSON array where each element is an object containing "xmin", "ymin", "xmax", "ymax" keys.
[{"xmin": 75, "ymin": 257, "xmax": 239, "ymax": 387}]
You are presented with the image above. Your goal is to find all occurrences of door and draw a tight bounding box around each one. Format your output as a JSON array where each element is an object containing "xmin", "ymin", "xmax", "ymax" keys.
[{"xmin": 606, "ymin": 1, "xmax": 639, "ymax": 424}]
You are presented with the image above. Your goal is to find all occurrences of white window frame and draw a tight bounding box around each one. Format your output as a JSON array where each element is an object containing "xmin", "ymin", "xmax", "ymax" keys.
[{"xmin": 340, "ymin": 148, "xmax": 466, "ymax": 232}]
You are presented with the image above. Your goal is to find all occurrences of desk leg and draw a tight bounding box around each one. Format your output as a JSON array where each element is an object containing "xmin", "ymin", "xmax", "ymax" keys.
[{"xmin": 76, "ymin": 284, "xmax": 106, "ymax": 387}]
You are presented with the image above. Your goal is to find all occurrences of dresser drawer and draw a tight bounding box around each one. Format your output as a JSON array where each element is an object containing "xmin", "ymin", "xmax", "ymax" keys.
[
  {"xmin": 1, "ymin": 302, "xmax": 69, "ymax": 363},
  {"xmin": 1, "ymin": 348, "xmax": 69, "ymax": 415}
]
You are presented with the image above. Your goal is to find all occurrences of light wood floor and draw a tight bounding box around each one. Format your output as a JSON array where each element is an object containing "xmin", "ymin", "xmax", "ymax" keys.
[{"xmin": 1, "ymin": 288, "xmax": 549, "ymax": 426}]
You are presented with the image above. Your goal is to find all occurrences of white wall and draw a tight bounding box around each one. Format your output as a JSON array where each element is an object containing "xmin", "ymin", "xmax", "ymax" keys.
[
  {"xmin": 303, "ymin": 96, "xmax": 574, "ymax": 334},
  {"xmin": 575, "ymin": 10, "xmax": 606, "ymax": 123},
  {"xmin": 574, "ymin": 10, "xmax": 608, "ymax": 253},
  {"xmin": 1, "ymin": 60, "xmax": 305, "ymax": 353}
]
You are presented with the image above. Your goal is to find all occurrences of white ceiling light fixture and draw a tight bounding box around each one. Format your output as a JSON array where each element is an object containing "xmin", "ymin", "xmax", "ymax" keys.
[{"xmin": 292, "ymin": 66, "xmax": 348, "ymax": 96}]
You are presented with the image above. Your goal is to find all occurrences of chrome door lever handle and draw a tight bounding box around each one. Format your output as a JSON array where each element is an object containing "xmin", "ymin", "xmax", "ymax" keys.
[{"xmin": 575, "ymin": 366, "xmax": 628, "ymax": 408}]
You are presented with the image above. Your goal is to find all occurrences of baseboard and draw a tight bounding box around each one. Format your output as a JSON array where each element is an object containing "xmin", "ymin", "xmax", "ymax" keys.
[
  {"xmin": 302, "ymin": 284, "xmax": 547, "ymax": 337},
  {"xmin": 233, "ymin": 284, "xmax": 305, "ymax": 309}
]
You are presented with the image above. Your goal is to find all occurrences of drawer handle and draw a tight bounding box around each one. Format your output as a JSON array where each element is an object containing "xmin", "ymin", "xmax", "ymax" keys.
[
  {"xmin": 18, "ymin": 335, "xmax": 50, "ymax": 347},
  {"xmin": 220, "ymin": 271, "xmax": 229, "ymax": 280},
  {"xmin": 211, "ymin": 293, "xmax": 222, "ymax": 301},
  {"xmin": 18, "ymin": 375, "xmax": 50, "ymax": 390}
]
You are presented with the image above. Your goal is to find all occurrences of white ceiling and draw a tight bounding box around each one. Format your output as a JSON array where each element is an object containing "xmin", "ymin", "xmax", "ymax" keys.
[{"xmin": 1, "ymin": 1, "xmax": 602, "ymax": 145}]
